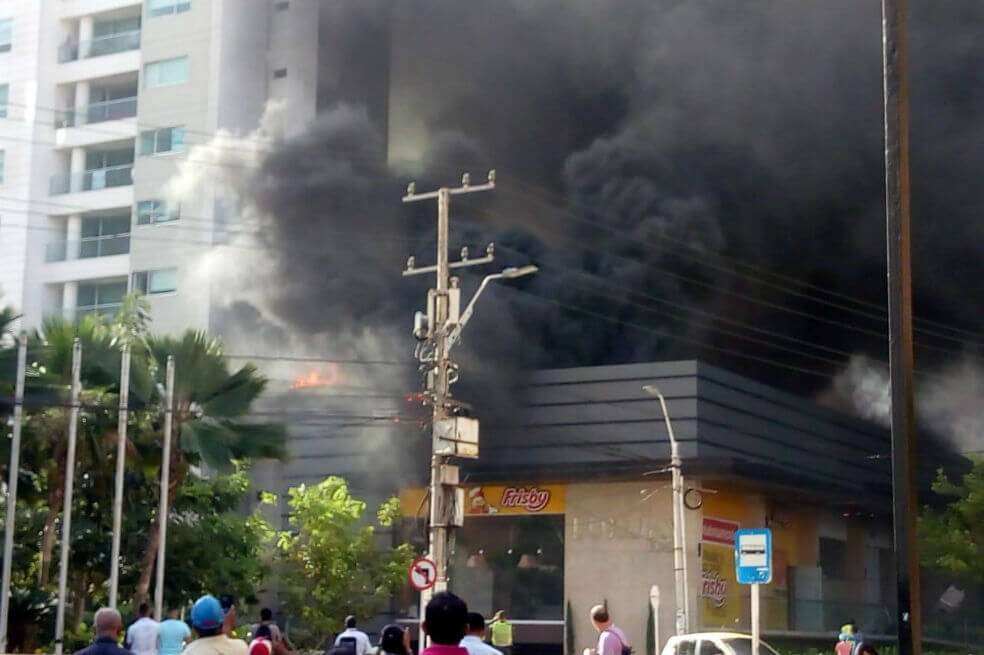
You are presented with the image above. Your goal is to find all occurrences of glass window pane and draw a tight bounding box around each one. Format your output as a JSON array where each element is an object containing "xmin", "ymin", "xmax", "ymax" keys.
[
  {"xmin": 99, "ymin": 281, "xmax": 127, "ymax": 305},
  {"xmin": 81, "ymin": 219, "xmax": 101, "ymax": 238},
  {"xmin": 171, "ymin": 127, "xmax": 185, "ymax": 151},
  {"xmin": 140, "ymin": 131, "xmax": 156, "ymax": 155},
  {"xmin": 77, "ymin": 284, "xmax": 97, "ymax": 307},
  {"xmin": 148, "ymin": 268, "xmax": 177, "ymax": 293},
  {"xmin": 0, "ymin": 84, "xmax": 8, "ymax": 118},
  {"xmin": 145, "ymin": 57, "xmax": 187, "ymax": 88},
  {"xmin": 104, "ymin": 215, "xmax": 131, "ymax": 234},
  {"xmin": 0, "ymin": 19, "xmax": 11, "ymax": 52},
  {"xmin": 157, "ymin": 129, "xmax": 172, "ymax": 153},
  {"xmin": 132, "ymin": 272, "xmax": 148, "ymax": 294}
]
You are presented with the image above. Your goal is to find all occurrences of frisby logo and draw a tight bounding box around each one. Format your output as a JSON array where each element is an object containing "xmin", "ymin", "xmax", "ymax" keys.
[
  {"xmin": 499, "ymin": 487, "xmax": 551, "ymax": 512},
  {"xmin": 700, "ymin": 568, "xmax": 728, "ymax": 608}
]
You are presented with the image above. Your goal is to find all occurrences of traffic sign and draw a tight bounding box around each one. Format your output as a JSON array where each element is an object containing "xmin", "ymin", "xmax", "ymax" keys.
[
  {"xmin": 735, "ymin": 528, "xmax": 772, "ymax": 585},
  {"xmin": 409, "ymin": 557, "xmax": 438, "ymax": 591}
]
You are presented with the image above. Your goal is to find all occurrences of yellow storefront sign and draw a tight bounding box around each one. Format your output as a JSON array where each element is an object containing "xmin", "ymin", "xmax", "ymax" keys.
[
  {"xmin": 700, "ymin": 543, "xmax": 741, "ymax": 627},
  {"xmin": 400, "ymin": 484, "xmax": 565, "ymax": 517}
]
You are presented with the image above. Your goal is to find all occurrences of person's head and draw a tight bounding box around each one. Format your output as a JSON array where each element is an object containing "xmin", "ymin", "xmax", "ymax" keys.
[
  {"xmin": 191, "ymin": 595, "xmax": 225, "ymax": 637},
  {"xmin": 466, "ymin": 612, "xmax": 487, "ymax": 638},
  {"xmin": 166, "ymin": 608, "xmax": 180, "ymax": 620},
  {"xmin": 94, "ymin": 608, "xmax": 124, "ymax": 639},
  {"xmin": 380, "ymin": 625, "xmax": 410, "ymax": 655},
  {"xmin": 423, "ymin": 592, "xmax": 468, "ymax": 645},
  {"xmin": 260, "ymin": 608, "xmax": 273, "ymax": 622},
  {"xmin": 255, "ymin": 625, "xmax": 273, "ymax": 641},
  {"xmin": 137, "ymin": 602, "xmax": 151, "ymax": 618},
  {"xmin": 590, "ymin": 605, "xmax": 611, "ymax": 633},
  {"xmin": 345, "ymin": 615, "xmax": 357, "ymax": 630},
  {"xmin": 493, "ymin": 611, "xmax": 506, "ymax": 623}
]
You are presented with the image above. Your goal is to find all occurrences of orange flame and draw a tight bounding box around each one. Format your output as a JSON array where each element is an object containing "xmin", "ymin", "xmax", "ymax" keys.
[{"xmin": 291, "ymin": 365, "xmax": 343, "ymax": 390}]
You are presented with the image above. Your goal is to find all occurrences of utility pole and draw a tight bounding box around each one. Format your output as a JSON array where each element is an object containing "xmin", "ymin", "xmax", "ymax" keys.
[
  {"xmin": 0, "ymin": 333, "xmax": 27, "ymax": 654},
  {"xmin": 403, "ymin": 172, "xmax": 497, "ymax": 603},
  {"xmin": 402, "ymin": 171, "xmax": 537, "ymax": 636},
  {"xmin": 54, "ymin": 339, "xmax": 82, "ymax": 655},
  {"xmin": 154, "ymin": 356, "xmax": 175, "ymax": 620},
  {"xmin": 643, "ymin": 385, "xmax": 690, "ymax": 635},
  {"xmin": 109, "ymin": 344, "xmax": 130, "ymax": 608},
  {"xmin": 881, "ymin": 1, "xmax": 921, "ymax": 654}
]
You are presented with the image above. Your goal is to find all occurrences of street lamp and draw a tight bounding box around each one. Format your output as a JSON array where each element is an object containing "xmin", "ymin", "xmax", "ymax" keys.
[
  {"xmin": 447, "ymin": 265, "xmax": 538, "ymax": 350},
  {"xmin": 643, "ymin": 384, "xmax": 691, "ymax": 636}
]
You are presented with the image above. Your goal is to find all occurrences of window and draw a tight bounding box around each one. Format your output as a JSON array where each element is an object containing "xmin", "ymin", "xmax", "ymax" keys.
[
  {"xmin": 273, "ymin": 68, "xmax": 287, "ymax": 79},
  {"xmin": 0, "ymin": 19, "xmax": 11, "ymax": 53},
  {"xmin": 148, "ymin": 0, "xmax": 191, "ymax": 17},
  {"xmin": 80, "ymin": 214, "xmax": 130, "ymax": 258},
  {"xmin": 77, "ymin": 279, "xmax": 127, "ymax": 317},
  {"xmin": 0, "ymin": 84, "xmax": 8, "ymax": 118},
  {"xmin": 144, "ymin": 56, "xmax": 188, "ymax": 88},
  {"xmin": 136, "ymin": 199, "xmax": 179, "ymax": 225},
  {"xmin": 819, "ymin": 537, "xmax": 847, "ymax": 580},
  {"xmin": 140, "ymin": 127, "xmax": 185, "ymax": 155},
  {"xmin": 133, "ymin": 268, "xmax": 177, "ymax": 295}
]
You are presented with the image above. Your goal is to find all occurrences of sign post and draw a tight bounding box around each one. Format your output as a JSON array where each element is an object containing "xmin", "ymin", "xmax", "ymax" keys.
[{"xmin": 735, "ymin": 529, "xmax": 773, "ymax": 655}]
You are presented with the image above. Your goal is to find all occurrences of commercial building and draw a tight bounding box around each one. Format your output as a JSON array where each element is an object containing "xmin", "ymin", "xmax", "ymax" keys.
[
  {"xmin": 0, "ymin": 0, "xmax": 318, "ymax": 332},
  {"xmin": 376, "ymin": 361, "xmax": 964, "ymax": 653}
]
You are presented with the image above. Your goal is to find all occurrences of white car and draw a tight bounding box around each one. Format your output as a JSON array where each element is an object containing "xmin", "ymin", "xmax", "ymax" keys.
[{"xmin": 661, "ymin": 633, "xmax": 782, "ymax": 655}]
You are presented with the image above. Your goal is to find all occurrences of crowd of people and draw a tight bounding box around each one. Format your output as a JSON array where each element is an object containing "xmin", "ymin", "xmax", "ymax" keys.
[{"xmin": 73, "ymin": 593, "xmax": 628, "ymax": 655}]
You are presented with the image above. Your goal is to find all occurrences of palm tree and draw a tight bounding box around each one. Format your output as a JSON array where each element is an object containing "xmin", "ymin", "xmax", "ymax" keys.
[
  {"xmin": 133, "ymin": 330, "xmax": 286, "ymax": 603},
  {"xmin": 31, "ymin": 314, "xmax": 122, "ymax": 585}
]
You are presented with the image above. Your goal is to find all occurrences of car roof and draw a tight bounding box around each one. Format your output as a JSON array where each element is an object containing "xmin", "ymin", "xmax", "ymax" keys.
[{"xmin": 669, "ymin": 633, "xmax": 754, "ymax": 640}]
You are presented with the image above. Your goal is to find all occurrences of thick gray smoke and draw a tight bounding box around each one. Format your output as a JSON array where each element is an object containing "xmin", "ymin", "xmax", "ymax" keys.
[{"xmin": 221, "ymin": 1, "xmax": 984, "ymax": 447}]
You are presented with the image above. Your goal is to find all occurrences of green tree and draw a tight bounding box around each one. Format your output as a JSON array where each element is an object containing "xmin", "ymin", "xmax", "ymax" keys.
[
  {"xmin": 920, "ymin": 458, "xmax": 984, "ymax": 582},
  {"xmin": 276, "ymin": 477, "xmax": 415, "ymax": 646},
  {"xmin": 133, "ymin": 330, "xmax": 286, "ymax": 603}
]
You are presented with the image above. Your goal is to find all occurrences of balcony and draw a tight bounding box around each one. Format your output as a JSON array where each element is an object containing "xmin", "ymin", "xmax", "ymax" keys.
[
  {"xmin": 45, "ymin": 233, "xmax": 131, "ymax": 262},
  {"xmin": 50, "ymin": 164, "xmax": 133, "ymax": 195},
  {"xmin": 58, "ymin": 96, "xmax": 137, "ymax": 128},
  {"xmin": 59, "ymin": 30, "xmax": 141, "ymax": 63}
]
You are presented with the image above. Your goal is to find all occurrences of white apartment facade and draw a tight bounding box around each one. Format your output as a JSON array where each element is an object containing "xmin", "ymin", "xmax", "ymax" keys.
[{"xmin": 0, "ymin": 0, "xmax": 318, "ymax": 334}]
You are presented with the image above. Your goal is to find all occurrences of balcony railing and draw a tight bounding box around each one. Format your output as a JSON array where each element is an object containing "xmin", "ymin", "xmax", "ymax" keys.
[
  {"xmin": 57, "ymin": 96, "xmax": 138, "ymax": 128},
  {"xmin": 58, "ymin": 29, "xmax": 141, "ymax": 62},
  {"xmin": 45, "ymin": 233, "xmax": 131, "ymax": 262},
  {"xmin": 50, "ymin": 164, "xmax": 133, "ymax": 195}
]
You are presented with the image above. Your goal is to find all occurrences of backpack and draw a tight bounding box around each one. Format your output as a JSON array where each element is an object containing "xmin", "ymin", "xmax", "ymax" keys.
[{"xmin": 327, "ymin": 637, "xmax": 358, "ymax": 655}]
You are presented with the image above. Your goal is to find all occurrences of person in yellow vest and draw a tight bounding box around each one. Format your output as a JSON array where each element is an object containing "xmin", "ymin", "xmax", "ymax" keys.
[{"xmin": 489, "ymin": 611, "xmax": 513, "ymax": 655}]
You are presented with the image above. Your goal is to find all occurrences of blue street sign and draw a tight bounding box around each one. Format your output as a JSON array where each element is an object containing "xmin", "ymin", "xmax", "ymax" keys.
[{"xmin": 735, "ymin": 528, "xmax": 773, "ymax": 585}]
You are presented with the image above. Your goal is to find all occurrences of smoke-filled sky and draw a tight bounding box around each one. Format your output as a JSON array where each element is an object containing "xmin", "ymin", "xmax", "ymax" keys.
[{"xmin": 208, "ymin": 0, "xmax": 984, "ymax": 453}]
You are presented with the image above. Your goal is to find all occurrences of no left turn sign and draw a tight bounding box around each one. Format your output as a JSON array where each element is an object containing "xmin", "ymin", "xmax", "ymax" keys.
[{"xmin": 409, "ymin": 557, "xmax": 438, "ymax": 591}]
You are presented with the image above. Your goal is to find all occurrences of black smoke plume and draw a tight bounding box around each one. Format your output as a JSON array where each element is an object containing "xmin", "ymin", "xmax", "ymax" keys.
[{"xmin": 233, "ymin": 0, "xmax": 984, "ymax": 443}]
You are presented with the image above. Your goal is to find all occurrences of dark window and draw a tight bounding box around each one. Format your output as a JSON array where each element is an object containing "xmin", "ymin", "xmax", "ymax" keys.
[
  {"xmin": 819, "ymin": 537, "xmax": 847, "ymax": 580},
  {"xmin": 674, "ymin": 640, "xmax": 697, "ymax": 655}
]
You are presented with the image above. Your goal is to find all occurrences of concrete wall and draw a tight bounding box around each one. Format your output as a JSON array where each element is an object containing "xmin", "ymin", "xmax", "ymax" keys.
[{"xmin": 565, "ymin": 480, "xmax": 701, "ymax": 654}]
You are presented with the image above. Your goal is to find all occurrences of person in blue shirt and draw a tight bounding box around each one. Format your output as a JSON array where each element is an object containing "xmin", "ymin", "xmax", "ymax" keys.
[
  {"xmin": 158, "ymin": 607, "xmax": 192, "ymax": 655},
  {"xmin": 74, "ymin": 608, "xmax": 133, "ymax": 655}
]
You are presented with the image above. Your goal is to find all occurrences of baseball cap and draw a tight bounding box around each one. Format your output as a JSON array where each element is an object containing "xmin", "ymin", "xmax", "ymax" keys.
[{"xmin": 191, "ymin": 595, "xmax": 225, "ymax": 630}]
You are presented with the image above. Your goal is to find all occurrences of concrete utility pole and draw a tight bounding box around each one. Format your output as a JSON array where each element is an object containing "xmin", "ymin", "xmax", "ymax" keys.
[
  {"xmin": 643, "ymin": 385, "xmax": 690, "ymax": 635},
  {"xmin": 154, "ymin": 356, "xmax": 175, "ymax": 620},
  {"xmin": 54, "ymin": 339, "xmax": 82, "ymax": 655},
  {"xmin": 881, "ymin": 1, "xmax": 921, "ymax": 653},
  {"xmin": 0, "ymin": 334, "xmax": 27, "ymax": 654},
  {"xmin": 109, "ymin": 344, "xmax": 131, "ymax": 608},
  {"xmin": 402, "ymin": 171, "xmax": 536, "ymax": 629}
]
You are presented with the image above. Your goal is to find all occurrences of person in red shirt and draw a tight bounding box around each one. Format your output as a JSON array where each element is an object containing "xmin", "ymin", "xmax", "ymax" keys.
[{"xmin": 421, "ymin": 592, "xmax": 470, "ymax": 655}]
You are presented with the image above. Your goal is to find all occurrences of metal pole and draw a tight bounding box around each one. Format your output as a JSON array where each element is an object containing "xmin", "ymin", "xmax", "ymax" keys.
[
  {"xmin": 54, "ymin": 339, "xmax": 82, "ymax": 655},
  {"xmin": 0, "ymin": 334, "xmax": 28, "ymax": 653},
  {"xmin": 882, "ymin": 2, "xmax": 921, "ymax": 654},
  {"xmin": 751, "ymin": 583, "xmax": 760, "ymax": 655},
  {"xmin": 650, "ymin": 585, "xmax": 661, "ymax": 655},
  {"xmin": 644, "ymin": 385, "xmax": 690, "ymax": 635},
  {"xmin": 109, "ymin": 344, "xmax": 130, "ymax": 608},
  {"xmin": 154, "ymin": 356, "xmax": 175, "ymax": 620}
]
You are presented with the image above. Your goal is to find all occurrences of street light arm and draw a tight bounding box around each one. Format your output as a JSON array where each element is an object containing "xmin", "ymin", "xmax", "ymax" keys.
[{"xmin": 447, "ymin": 273, "xmax": 502, "ymax": 350}]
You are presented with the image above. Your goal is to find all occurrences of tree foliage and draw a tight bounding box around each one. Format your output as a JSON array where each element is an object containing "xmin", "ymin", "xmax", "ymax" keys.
[
  {"xmin": 276, "ymin": 477, "xmax": 415, "ymax": 646},
  {"xmin": 920, "ymin": 458, "xmax": 984, "ymax": 583}
]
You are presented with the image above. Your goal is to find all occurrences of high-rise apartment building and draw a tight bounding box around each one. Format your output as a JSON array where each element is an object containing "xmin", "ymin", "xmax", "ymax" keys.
[{"xmin": 0, "ymin": 0, "xmax": 318, "ymax": 333}]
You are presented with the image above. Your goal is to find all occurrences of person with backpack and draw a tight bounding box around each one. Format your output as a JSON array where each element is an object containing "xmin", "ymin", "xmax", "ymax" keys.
[
  {"xmin": 589, "ymin": 605, "xmax": 631, "ymax": 655},
  {"xmin": 331, "ymin": 616, "xmax": 371, "ymax": 655}
]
